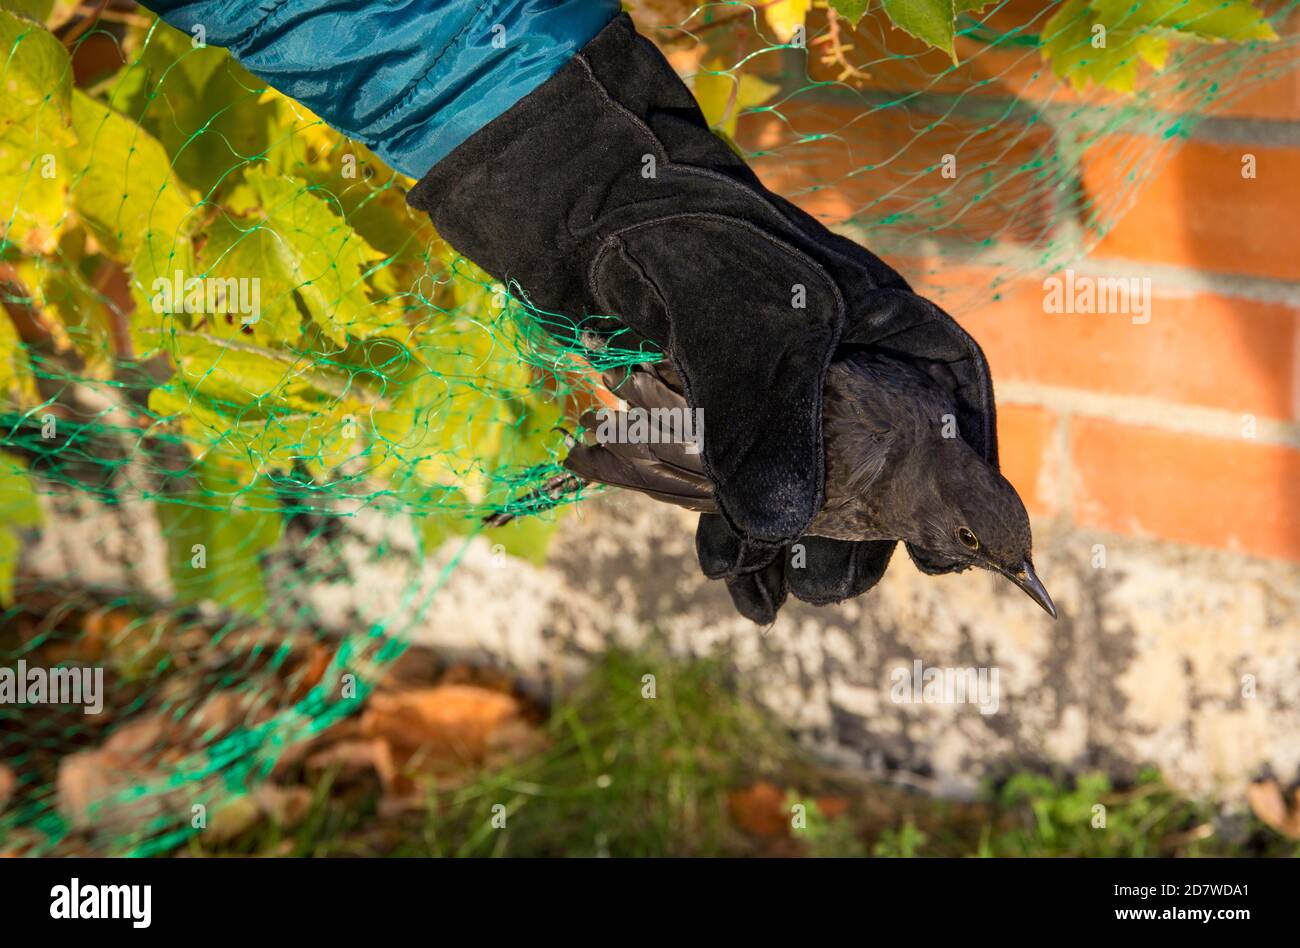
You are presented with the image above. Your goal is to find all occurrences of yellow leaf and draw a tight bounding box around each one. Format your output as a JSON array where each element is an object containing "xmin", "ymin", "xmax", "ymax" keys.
[
  {"xmin": 692, "ymin": 59, "xmax": 781, "ymax": 139},
  {"xmin": 765, "ymin": 0, "xmax": 811, "ymax": 43}
]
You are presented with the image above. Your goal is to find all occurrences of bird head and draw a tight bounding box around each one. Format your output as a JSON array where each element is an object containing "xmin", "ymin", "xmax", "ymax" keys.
[{"xmin": 910, "ymin": 450, "xmax": 1056, "ymax": 619}]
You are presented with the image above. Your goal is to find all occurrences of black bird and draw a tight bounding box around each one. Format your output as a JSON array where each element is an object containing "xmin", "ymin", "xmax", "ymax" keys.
[{"xmin": 494, "ymin": 350, "xmax": 1056, "ymax": 619}]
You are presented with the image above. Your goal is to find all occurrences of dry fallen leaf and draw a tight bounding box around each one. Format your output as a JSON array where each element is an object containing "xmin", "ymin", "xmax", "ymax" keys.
[
  {"xmin": 340, "ymin": 684, "xmax": 544, "ymax": 807},
  {"xmin": 360, "ymin": 684, "xmax": 538, "ymax": 767},
  {"xmin": 289, "ymin": 643, "xmax": 334, "ymax": 700},
  {"xmin": 58, "ymin": 712, "xmax": 211, "ymax": 834},
  {"xmin": 729, "ymin": 782, "xmax": 790, "ymax": 837},
  {"xmin": 0, "ymin": 764, "xmax": 15, "ymax": 814},
  {"xmin": 57, "ymin": 748, "xmax": 180, "ymax": 834},
  {"xmin": 204, "ymin": 795, "xmax": 263, "ymax": 844},
  {"xmin": 203, "ymin": 785, "xmax": 313, "ymax": 844},
  {"xmin": 729, "ymin": 782, "xmax": 851, "ymax": 838},
  {"xmin": 1246, "ymin": 779, "xmax": 1300, "ymax": 838},
  {"xmin": 307, "ymin": 738, "xmax": 398, "ymax": 789},
  {"xmin": 102, "ymin": 714, "xmax": 171, "ymax": 760},
  {"xmin": 815, "ymin": 795, "xmax": 851, "ymax": 820}
]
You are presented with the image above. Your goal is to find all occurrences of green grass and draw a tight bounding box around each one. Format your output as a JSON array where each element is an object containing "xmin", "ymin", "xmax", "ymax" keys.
[{"xmin": 196, "ymin": 650, "xmax": 1300, "ymax": 858}]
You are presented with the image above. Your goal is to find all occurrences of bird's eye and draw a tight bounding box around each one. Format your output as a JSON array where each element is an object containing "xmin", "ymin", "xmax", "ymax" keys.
[{"xmin": 956, "ymin": 527, "xmax": 979, "ymax": 550}]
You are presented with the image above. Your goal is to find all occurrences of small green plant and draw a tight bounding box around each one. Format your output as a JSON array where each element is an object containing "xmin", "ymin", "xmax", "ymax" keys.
[
  {"xmin": 872, "ymin": 818, "xmax": 928, "ymax": 857},
  {"xmin": 786, "ymin": 790, "xmax": 870, "ymax": 857}
]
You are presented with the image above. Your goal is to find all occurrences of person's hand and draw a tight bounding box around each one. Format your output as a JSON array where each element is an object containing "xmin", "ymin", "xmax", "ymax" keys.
[
  {"xmin": 138, "ymin": 4, "xmax": 999, "ymax": 617},
  {"xmin": 409, "ymin": 14, "xmax": 998, "ymax": 616}
]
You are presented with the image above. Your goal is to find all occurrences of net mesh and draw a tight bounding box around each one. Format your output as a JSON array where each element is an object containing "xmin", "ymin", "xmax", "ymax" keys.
[{"xmin": 0, "ymin": 0, "xmax": 1295, "ymax": 854}]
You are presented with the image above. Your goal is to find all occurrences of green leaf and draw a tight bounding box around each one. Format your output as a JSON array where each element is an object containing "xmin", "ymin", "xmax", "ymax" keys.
[
  {"xmin": 201, "ymin": 168, "xmax": 385, "ymax": 346},
  {"xmin": 0, "ymin": 0, "xmax": 54, "ymax": 19},
  {"xmin": 828, "ymin": 0, "xmax": 873, "ymax": 26},
  {"xmin": 0, "ymin": 452, "xmax": 43, "ymax": 605},
  {"xmin": 0, "ymin": 286, "xmax": 32, "ymax": 400},
  {"xmin": 66, "ymin": 89, "xmax": 197, "ymax": 258},
  {"xmin": 163, "ymin": 332, "xmax": 329, "ymax": 416},
  {"xmin": 845, "ymin": 0, "xmax": 992, "ymax": 57},
  {"xmin": 882, "ymin": 0, "xmax": 959, "ymax": 60},
  {"xmin": 129, "ymin": 227, "xmax": 198, "ymax": 356},
  {"xmin": 147, "ymin": 329, "xmax": 372, "ymax": 474},
  {"xmin": 1091, "ymin": 0, "xmax": 1276, "ymax": 41},
  {"xmin": 1044, "ymin": 0, "xmax": 1274, "ymax": 93},
  {"xmin": 1042, "ymin": 0, "xmax": 1173, "ymax": 93},
  {"xmin": 0, "ymin": 8, "xmax": 75, "ymax": 254},
  {"xmin": 31, "ymin": 237, "xmax": 114, "ymax": 366},
  {"xmin": 0, "ymin": 1, "xmax": 77, "ymax": 28},
  {"xmin": 108, "ymin": 18, "xmax": 279, "ymax": 197},
  {"xmin": 154, "ymin": 458, "xmax": 282, "ymax": 615}
]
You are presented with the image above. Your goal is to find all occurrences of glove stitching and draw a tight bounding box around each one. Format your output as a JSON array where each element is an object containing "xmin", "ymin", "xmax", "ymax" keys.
[
  {"xmin": 579, "ymin": 20, "xmax": 999, "ymax": 479},
  {"xmin": 573, "ymin": 48, "xmax": 844, "ymax": 264},
  {"xmin": 573, "ymin": 47, "xmax": 852, "ymax": 544},
  {"xmin": 601, "ymin": 235, "xmax": 728, "ymax": 550},
  {"xmin": 575, "ymin": 18, "xmax": 919, "ymax": 303},
  {"xmin": 579, "ymin": 32, "xmax": 993, "ymax": 473},
  {"xmin": 589, "ymin": 212, "xmax": 843, "ymax": 545}
]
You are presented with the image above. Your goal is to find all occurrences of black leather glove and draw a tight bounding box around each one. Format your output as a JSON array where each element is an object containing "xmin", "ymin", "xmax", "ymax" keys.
[{"xmin": 408, "ymin": 14, "xmax": 996, "ymax": 619}]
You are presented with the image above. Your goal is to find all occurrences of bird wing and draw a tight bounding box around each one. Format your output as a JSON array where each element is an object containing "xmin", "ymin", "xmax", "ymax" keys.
[
  {"xmin": 840, "ymin": 288, "xmax": 999, "ymax": 468},
  {"xmin": 561, "ymin": 361, "xmax": 717, "ymax": 513},
  {"xmin": 818, "ymin": 354, "xmax": 914, "ymax": 508}
]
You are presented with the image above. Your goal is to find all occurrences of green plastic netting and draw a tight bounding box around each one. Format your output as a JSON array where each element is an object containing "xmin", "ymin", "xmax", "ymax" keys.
[{"xmin": 0, "ymin": 0, "xmax": 1295, "ymax": 854}]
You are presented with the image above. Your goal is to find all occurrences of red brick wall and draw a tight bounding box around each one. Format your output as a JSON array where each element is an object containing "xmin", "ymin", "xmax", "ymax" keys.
[
  {"xmin": 943, "ymin": 35, "xmax": 1299, "ymax": 562},
  {"xmin": 685, "ymin": 2, "xmax": 1300, "ymax": 563}
]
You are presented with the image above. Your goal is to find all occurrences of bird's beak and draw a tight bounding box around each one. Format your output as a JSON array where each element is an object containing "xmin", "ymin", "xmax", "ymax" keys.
[{"xmin": 1005, "ymin": 559, "xmax": 1057, "ymax": 619}]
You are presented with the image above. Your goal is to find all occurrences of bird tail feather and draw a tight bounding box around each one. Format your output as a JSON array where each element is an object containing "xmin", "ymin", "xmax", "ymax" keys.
[{"xmin": 561, "ymin": 361, "xmax": 716, "ymax": 512}]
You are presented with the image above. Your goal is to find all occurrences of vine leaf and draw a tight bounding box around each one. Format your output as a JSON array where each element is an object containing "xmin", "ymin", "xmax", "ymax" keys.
[
  {"xmin": 109, "ymin": 19, "xmax": 279, "ymax": 198},
  {"xmin": 877, "ymin": 0, "xmax": 995, "ymax": 62},
  {"xmin": 0, "ymin": 8, "xmax": 75, "ymax": 254},
  {"xmin": 0, "ymin": 453, "xmax": 43, "ymax": 606},
  {"xmin": 67, "ymin": 90, "xmax": 198, "ymax": 258},
  {"xmin": 1090, "ymin": 0, "xmax": 1276, "ymax": 42},
  {"xmin": 766, "ymin": 0, "xmax": 812, "ymax": 41},
  {"xmin": 881, "ymin": 0, "xmax": 961, "ymax": 60},
  {"xmin": 1041, "ymin": 0, "xmax": 1272, "ymax": 93},
  {"xmin": 828, "ymin": 0, "xmax": 873, "ymax": 27},
  {"xmin": 202, "ymin": 168, "xmax": 386, "ymax": 347},
  {"xmin": 692, "ymin": 58, "xmax": 781, "ymax": 138}
]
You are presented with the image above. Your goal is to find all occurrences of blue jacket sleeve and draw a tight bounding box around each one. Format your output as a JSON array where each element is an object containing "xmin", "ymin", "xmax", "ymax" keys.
[{"xmin": 139, "ymin": 0, "xmax": 620, "ymax": 178}]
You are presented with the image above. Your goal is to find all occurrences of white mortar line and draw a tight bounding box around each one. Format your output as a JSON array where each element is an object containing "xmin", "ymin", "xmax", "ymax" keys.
[
  {"xmin": 996, "ymin": 381, "xmax": 1300, "ymax": 449},
  {"xmin": 832, "ymin": 225, "xmax": 1300, "ymax": 309}
]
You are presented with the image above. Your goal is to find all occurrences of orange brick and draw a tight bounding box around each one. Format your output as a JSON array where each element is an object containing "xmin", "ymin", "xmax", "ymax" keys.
[
  {"xmin": 1083, "ymin": 136, "xmax": 1300, "ymax": 282},
  {"xmin": 744, "ymin": 103, "xmax": 1058, "ymax": 241},
  {"xmin": 946, "ymin": 275, "xmax": 1300, "ymax": 421},
  {"xmin": 996, "ymin": 403, "xmax": 1060, "ymax": 518},
  {"xmin": 1217, "ymin": 60, "xmax": 1300, "ymax": 122},
  {"xmin": 1201, "ymin": 5, "xmax": 1300, "ymax": 122},
  {"xmin": 1071, "ymin": 418, "xmax": 1300, "ymax": 560}
]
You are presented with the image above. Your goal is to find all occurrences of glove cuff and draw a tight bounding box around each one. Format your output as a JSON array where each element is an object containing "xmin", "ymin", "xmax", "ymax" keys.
[
  {"xmin": 408, "ymin": 12, "xmax": 1000, "ymax": 560},
  {"xmin": 407, "ymin": 13, "xmax": 894, "ymax": 545}
]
